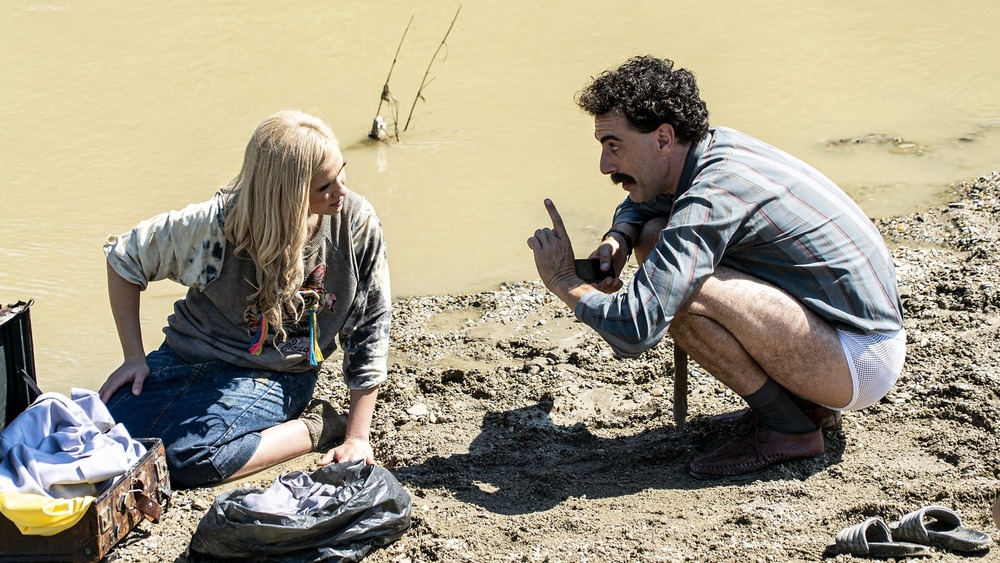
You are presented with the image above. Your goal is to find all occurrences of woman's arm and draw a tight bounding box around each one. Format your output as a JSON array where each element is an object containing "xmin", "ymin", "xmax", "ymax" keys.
[
  {"xmin": 318, "ymin": 386, "xmax": 379, "ymax": 465},
  {"xmin": 98, "ymin": 262, "xmax": 151, "ymax": 402}
]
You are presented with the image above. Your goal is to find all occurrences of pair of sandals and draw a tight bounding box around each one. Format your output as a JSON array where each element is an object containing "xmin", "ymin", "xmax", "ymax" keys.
[{"xmin": 829, "ymin": 505, "xmax": 993, "ymax": 558}]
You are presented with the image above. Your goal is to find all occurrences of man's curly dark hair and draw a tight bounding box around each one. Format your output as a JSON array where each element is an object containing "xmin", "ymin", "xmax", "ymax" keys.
[{"xmin": 576, "ymin": 56, "xmax": 709, "ymax": 144}]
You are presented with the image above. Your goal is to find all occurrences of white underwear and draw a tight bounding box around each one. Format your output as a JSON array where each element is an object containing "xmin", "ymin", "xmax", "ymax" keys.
[{"xmin": 834, "ymin": 327, "xmax": 907, "ymax": 411}]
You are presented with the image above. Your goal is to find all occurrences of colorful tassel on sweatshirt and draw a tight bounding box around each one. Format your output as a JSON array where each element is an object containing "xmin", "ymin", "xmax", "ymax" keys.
[
  {"xmin": 307, "ymin": 305, "xmax": 324, "ymax": 366},
  {"xmin": 249, "ymin": 315, "xmax": 268, "ymax": 356},
  {"xmin": 300, "ymin": 289, "xmax": 324, "ymax": 366},
  {"xmin": 247, "ymin": 290, "xmax": 324, "ymax": 365}
]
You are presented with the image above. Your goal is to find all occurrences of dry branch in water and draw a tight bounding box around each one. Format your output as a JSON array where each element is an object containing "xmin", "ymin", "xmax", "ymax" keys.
[
  {"xmin": 403, "ymin": 5, "xmax": 461, "ymax": 133},
  {"xmin": 369, "ymin": 6, "xmax": 461, "ymax": 141},
  {"xmin": 369, "ymin": 16, "xmax": 413, "ymax": 142}
]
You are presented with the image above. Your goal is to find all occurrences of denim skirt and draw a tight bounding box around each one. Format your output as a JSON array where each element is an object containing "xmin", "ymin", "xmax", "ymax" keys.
[{"xmin": 107, "ymin": 342, "xmax": 317, "ymax": 488}]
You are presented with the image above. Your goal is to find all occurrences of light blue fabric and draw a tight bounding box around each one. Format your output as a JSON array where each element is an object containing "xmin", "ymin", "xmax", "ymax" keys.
[{"xmin": 0, "ymin": 389, "xmax": 146, "ymax": 498}]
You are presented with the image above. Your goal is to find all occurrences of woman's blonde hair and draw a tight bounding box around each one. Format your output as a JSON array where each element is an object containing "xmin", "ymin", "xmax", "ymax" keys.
[{"xmin": 223, "ymin": 110, "xmax": 339, "ymax": 343}]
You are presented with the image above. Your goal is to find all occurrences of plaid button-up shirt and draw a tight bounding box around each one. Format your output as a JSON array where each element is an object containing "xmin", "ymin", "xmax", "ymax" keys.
[{"xmin": 577, "ymin": 126, "xmax": 903, "ymax": 358}]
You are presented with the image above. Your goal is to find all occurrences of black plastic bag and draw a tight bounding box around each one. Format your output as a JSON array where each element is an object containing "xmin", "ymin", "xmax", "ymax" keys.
[{"xmin": 189, "ymin": 460, "xmax": 411, "ymax": 562}]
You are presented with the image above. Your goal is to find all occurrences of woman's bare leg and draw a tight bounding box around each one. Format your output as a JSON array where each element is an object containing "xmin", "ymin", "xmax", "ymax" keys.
[{"xmin": 221, "ymin": 420, "xmax": 313, "ymax": 483}]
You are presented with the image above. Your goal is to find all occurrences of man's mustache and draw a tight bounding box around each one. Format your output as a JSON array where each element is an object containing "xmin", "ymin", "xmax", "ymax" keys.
[{"xmin": 611, "ymin": 173, "xmax": 636, "ymax": 185}]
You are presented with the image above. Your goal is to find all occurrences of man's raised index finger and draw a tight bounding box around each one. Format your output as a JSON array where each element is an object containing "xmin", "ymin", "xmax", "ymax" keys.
[{"xmin": 544, "ymin": 199, "xmax": 568, "ymax": 236}]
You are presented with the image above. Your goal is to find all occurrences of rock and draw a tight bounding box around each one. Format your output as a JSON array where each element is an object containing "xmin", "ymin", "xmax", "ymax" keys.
[{"xmin": 407, "ymin": 403, "xmax": 430, "ymax": 417}]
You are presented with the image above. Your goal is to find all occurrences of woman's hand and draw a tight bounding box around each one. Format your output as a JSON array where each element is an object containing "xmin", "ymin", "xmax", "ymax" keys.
[
  {"xmin": 98, "ymin": 358, "xmax": 150, "ymax": 403},
  {"xmin": 316, "ymin": 386, "xmax": 379, "ymax": 466},
  {"xmin": 317, "ymin": 436, "xmax": 375, "ymax": 466}
]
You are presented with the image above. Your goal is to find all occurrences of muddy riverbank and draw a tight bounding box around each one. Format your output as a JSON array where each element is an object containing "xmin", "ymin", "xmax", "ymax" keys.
[{"xmin": 111, "ymin": 171, "xmax": 1000, "ymax": 562}]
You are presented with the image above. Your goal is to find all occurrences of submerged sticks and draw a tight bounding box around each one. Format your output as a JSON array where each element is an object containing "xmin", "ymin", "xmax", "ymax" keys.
[
  {"xmin": 403, "ymin": 5, "xmax": 461, "ymax": 133},
  {"xmin": 368, "ymin": 6, "xmax": 461, "ymax": 142},
  {"xmin": 369, "ymin": 16, "xmax": 412, "ymax": 142}
]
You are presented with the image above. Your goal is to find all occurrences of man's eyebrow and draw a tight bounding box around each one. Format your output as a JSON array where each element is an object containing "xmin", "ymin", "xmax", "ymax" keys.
[{"xmin": 598, "ymin": 134, "xmax": 621, "ymax": 143}]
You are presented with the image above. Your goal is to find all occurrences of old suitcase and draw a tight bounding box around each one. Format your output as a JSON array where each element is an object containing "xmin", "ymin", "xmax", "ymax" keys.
[
  {"xmin": 0, "ymin": 439, "xmax": 171, "ymax": 562},
  {"xmin": 0, "ymin": 301, "xmax": 171, "ymax": 562}
]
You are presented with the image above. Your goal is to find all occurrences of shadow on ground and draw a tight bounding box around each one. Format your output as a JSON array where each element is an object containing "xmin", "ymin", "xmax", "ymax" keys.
[{"xmin": 395, "ymin": 400, "xmax": 846, "ymax": 515}]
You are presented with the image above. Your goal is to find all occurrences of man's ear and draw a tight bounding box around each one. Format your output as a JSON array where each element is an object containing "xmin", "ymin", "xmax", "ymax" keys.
[{"xmin": 655, "ymin": 123, "xmax": 676, "ymax": 152}]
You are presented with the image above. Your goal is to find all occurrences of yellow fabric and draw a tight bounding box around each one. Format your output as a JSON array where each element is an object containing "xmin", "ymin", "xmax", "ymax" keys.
[{"xmin": 0, "ymin": 491, "xmax": 95, "ymax": 536}]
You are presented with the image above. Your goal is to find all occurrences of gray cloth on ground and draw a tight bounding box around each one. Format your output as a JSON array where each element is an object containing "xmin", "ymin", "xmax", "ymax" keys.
[{"xmin": 240, "ymin": 469, "xmax": 353, "ymax": 515}]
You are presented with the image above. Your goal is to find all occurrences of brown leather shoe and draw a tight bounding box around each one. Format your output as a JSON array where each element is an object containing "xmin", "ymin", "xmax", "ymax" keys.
[
  {"xmin": 706, "ymin": 405, "xmax": 842, "ymax": 430},
  {"xmin": 689, "ymin": 424, "xmax": 824, "ymax": 479}
]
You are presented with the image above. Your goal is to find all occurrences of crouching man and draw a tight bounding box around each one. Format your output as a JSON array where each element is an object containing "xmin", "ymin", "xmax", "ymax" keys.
[{"xmin": 527, "ymin": 56, "xmax": 905, "ymax": 479}]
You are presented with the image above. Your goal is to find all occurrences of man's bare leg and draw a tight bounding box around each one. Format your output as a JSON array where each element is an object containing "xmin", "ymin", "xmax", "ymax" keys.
[
  {"xmin": 634, "ymin": 218, "xmax": 852, "ymax": 408},
  {"xmin": 635, "ymin": 219, "xmax": 848, "ymax": 478},
  {"xmin": 669, "ymin": 267, "xmax": 852, "ymax": 408}
]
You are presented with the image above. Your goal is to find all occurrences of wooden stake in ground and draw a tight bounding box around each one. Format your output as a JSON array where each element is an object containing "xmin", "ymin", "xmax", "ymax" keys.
[
  {"xmin": 673, "ymin": 344, "xmax": 688, "ymax": 427},
  {"xmin": 403, "ymin": 5, "xmax": 461, "ymax": 132}
]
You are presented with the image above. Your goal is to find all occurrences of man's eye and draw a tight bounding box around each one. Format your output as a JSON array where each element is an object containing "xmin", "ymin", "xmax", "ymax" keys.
[{"xmin": 610, "ymin": 144, "xmax": 619, "ymax": 154}]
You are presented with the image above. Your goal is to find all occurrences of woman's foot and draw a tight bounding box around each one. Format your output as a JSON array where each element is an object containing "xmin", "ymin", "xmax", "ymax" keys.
[{"xmin": 298, "ymin": 399, "xmax": 347, "ymax": 449}]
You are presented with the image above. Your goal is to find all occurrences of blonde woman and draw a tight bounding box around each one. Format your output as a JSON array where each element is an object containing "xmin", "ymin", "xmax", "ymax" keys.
[{"xmin": 99, "ymin": 110, "xmax": 391, "ymax": 488}]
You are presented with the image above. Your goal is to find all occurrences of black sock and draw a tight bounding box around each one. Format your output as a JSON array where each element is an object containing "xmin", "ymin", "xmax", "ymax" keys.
[
  {"xmin": 742, "ymin": 379, "xmax": 818, "ymax": 434},
  {"xmin": 788, "ymin": 392, "xmax": 820, "ymax": 412}
]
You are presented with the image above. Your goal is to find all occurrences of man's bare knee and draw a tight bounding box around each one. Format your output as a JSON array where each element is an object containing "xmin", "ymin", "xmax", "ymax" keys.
[
  {"xmin": 668, "ymin": 299, "xmax": 695, "ymax": 340},
  {"xmin": 682, "ymin": 266, "xmax": 775, "ymax": 318}
]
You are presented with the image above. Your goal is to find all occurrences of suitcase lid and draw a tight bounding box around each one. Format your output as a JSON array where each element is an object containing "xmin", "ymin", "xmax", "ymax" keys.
[{"xmin": 1, "ymin": 300, "xmax": 42, "ymax": 432}]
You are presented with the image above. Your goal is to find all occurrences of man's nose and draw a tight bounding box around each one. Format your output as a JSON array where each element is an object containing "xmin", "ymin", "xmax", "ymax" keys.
[{"xmin": 599, "ymin": 151, "xmax": 616, "ymax": 175}]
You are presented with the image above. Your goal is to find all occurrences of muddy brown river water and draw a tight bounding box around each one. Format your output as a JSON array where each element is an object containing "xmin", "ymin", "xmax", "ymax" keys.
[{"xmin": 2, "ymin": 0, "xmax": 999, "ymax": 391}]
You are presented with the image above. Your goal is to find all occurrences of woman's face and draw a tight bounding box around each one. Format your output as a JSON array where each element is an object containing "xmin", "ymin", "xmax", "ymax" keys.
[{"xmin": 308, "ymin": 152, "xmax": 348, "ymax": 216}]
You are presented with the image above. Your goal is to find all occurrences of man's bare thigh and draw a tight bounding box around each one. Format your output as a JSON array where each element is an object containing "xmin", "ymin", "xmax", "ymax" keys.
[{"xmin": 681, "ymin": 266, "xmax": 853, "ymax": 407}]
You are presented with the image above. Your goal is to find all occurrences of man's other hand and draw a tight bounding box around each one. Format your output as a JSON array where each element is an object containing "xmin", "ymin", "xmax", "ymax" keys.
[{"xmin": 588, "ymin": 237, "xmax": 627, "ymax": 294}]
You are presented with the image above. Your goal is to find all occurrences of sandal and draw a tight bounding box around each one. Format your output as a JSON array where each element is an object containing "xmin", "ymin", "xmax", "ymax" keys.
[
  {"xmin": 829, "ymin": 517, "xmax": 930, "ymax": 558},
  {"xmin": 892, "ymin": 505, "xmax": 992, "ymax": 553}
]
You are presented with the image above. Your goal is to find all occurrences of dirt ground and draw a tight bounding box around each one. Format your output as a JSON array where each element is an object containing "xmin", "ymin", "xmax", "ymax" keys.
[{"xmin": 107, "ymin": 171, "xmax": 1000, "ymax": 562}]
